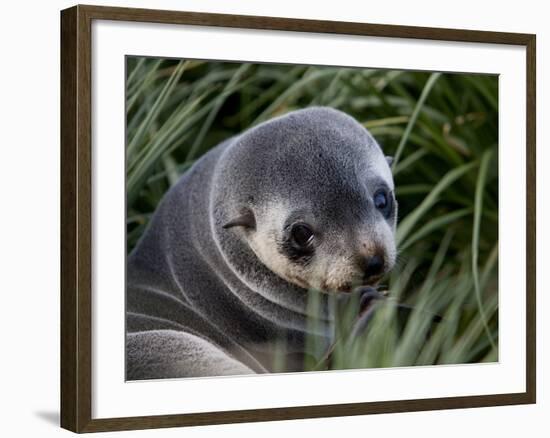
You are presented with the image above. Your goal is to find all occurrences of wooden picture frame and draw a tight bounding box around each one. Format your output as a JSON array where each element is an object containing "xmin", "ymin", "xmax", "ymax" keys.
[{"xmin": 60, "ymin": 4, "xmax": 536, "ymax": 433}]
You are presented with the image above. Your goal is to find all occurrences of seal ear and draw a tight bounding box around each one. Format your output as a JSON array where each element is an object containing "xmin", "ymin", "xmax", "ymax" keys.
[
  {"xmin": 223, "ymin": 208, "xmax": 256, "ymax": 230},
  {"xmin": 385, "ymin": 156, "xmax": 394, "ymax": 168}
]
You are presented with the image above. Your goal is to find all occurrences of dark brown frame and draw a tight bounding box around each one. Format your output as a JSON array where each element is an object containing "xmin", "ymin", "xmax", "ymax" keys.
[{"xmin": 60, "ymin": 4, "xmax": 536, "ymax": 433}]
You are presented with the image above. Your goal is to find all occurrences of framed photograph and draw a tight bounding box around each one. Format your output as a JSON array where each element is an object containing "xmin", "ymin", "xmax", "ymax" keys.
[{"xmin": 60, "ymin": 4, "xmax": 536, "ymax": 433}]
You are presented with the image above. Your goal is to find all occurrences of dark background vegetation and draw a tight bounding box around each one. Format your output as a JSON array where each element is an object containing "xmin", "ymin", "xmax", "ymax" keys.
[{"xmin": 126, "ymin": 57, "xmax": 499, "ymax": 369}]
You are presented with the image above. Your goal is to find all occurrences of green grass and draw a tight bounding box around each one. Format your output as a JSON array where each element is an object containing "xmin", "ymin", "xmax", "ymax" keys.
[{"xmin": 126, "ymin": 57, "xmax": 499, "ymax": 369}]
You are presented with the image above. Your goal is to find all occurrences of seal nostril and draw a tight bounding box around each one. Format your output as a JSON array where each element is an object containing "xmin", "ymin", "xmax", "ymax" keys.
[{"xmin": 363, "ymin": 254, "xmax": 384, "ymax": 280}]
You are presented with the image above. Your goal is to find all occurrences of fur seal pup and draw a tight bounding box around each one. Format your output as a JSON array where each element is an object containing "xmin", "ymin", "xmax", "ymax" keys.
[{"xmin": 126, "ymin": 106, "xmax": 397, "ymax": 379}]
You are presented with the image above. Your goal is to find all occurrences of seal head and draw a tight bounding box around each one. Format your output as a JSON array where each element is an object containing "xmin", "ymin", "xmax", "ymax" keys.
[{"xmin": 216, "ymin": 107, "xmax": 397, "ymax": 294}]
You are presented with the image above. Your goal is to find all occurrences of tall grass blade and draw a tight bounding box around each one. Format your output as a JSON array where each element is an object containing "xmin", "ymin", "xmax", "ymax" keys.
[
  {"xmin": 396, "ymin": 161, "xmax": 477, "ymax": 246},
  {"xmin": 127, "ymin": 60, "xmax": 188, "ymax": 157},
  {"xmin": 472, "ymin": 149, "xmax": 496, "ymax": 349},
  {"xmin": 391, "ymin": 72, "xmax": 441, "ymax": 169}
]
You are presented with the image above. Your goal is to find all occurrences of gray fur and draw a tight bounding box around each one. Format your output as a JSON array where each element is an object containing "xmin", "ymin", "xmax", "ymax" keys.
[
  {"xmin": 126, "ymin": 107, "xmax": 396, "ymax": 379},
  {"xmin": 127, "ymin": 331, "xmax": 254, "ymax": 379}
]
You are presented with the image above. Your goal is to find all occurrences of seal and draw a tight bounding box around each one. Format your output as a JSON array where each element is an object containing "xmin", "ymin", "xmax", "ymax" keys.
[{"xmin": 126, "ymin": 107, "xmax": 397, "ymax": 379}]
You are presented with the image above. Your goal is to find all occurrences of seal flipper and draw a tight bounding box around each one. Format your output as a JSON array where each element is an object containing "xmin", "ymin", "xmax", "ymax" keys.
[{"xmin": 127, "ymin": 330, "xmax": 255, "ymax": 380}]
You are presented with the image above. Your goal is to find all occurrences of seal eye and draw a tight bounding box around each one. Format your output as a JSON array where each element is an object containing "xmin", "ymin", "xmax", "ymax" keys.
[
  {"xmin": 290, "ymin": 223, "xmax": 315, "ymax": 249},
  {"xmin": 374, "ymin": 189, "xmax": 392, "ymax": 218},
  {"xmin": 374, "ymin": 191, "xmax": 387, "ymax": 209}
]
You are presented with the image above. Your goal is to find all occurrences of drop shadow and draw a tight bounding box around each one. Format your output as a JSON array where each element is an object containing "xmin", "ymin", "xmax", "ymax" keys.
[{"xmin": 34, "ymin": 410, "xmax": 59, "ymax": 427}]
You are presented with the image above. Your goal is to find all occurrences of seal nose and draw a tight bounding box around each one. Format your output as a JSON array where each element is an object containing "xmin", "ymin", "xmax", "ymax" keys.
[{"xmin": 362, "ymin": 254, "xmax": 385, "ymax": 281}]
